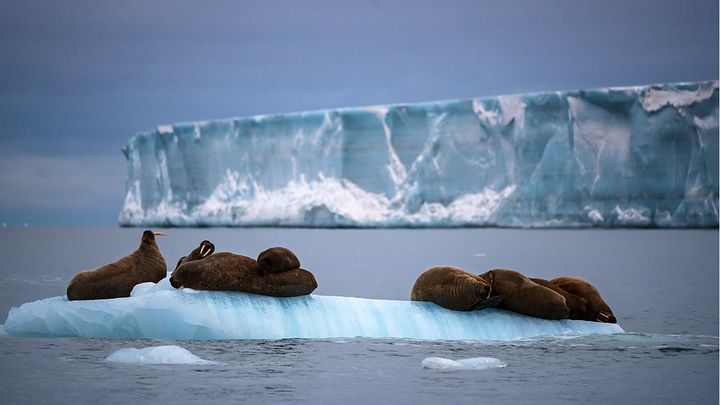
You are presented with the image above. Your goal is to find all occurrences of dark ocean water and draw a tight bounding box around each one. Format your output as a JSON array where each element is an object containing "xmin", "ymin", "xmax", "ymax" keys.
[{"xmin": 0, "ymin": 227, "xmax": 717, "ymax": 404}]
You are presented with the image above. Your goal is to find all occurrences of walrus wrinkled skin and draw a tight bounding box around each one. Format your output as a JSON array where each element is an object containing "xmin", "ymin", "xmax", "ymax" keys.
[
  {"xmin": 551, "ymin": 276, "xmax": 617, "ymax": 323},
  {"xmin": 169, "ymin": 247, "xmax": 317, "ymax": 297},
  {"xmin": 410, "ymin": 266, "xmax": 502, "ymax": 311},
  {"xmin": 66, "ymin": 230, "xmax": 167, "ymax": 301},
  {"xmin": 529, "ymin": 277, "xmax": 588, "ymax": 320},
  {"xmin": 174, "ymin": 240, "xmax": 215, "ymax": 271},
  {"xmin": 478, "ymin": 269, "xmax": 570, "ymax": 320}
]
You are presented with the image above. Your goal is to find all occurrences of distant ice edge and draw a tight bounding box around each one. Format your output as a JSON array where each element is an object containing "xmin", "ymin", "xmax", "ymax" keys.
[
  {"xmin": 119, "ymin": 81, "xmax": 719, "ymax": 228},
  {"xmin": 2, "ymin": 282, "xmax": 623, "ymax": 341}
]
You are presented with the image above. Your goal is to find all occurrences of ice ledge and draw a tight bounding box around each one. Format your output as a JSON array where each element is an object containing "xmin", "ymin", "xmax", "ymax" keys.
[{"xmin": 2, "ymin": 279, "xmax": 623, "ymax": 341}]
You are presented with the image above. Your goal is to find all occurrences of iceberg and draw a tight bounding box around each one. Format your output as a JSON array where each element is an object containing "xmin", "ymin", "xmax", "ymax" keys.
[
  {"xmin": 119, "ymin": 81, "xmax": 718, "ymax": 228},
  {"xmin": 2, "ymin": 277, "xmax": 623, "ymax": 341}
]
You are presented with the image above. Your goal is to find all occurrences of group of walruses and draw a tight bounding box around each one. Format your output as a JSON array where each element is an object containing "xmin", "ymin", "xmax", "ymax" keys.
[{"xmin": 66, "ymin": 230, "xmax": 616, "ymax": 323}]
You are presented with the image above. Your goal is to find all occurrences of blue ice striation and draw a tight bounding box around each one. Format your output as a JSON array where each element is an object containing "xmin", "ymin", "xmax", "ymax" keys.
[
  {"xmin": 2, "ymin": 276, "xmax": 623, "ymax": 341},
  {"xmin": 119, "ymin": 81, "xmax": 718, "ymax": 228}
]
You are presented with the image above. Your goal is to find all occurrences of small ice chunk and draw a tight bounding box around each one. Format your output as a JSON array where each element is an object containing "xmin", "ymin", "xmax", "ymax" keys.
[
  {"xmin": 422, "ymin": 356, "xmax": 507, "ymax": 370},
  {"xmin": 130, "ymin": 274, "xmax": 175, "ymax": 297},
  {"xmin": 130, "ymin": 282, "xmax": 155, "ymax": 297},
  {"xmin": 106, "ymin": 345, "xmax": 217, "ymax": 365},
  {"xmin": 422, "ymin": 357, "xmax": 464, "ymax": 369},
  {"xmin": 456, "ymin": 357, "xmax": 507, "ymax": 369}
]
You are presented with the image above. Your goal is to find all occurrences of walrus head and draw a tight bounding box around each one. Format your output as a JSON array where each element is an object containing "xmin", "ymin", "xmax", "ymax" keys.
[
  {"xmin": 257, "ymin": 247, "xmax": 301, "ymax": 275},
  {"xmin": 470, "ymin": 271, "xmax": 503, "ymax": 311},
  {"xmin": 173, "ymin": 240, "xmax": 215, "ymax": 271},
  {"xmin": 197, "ymin": 240, "xmax": 214, "ymax": 258},
  {"xmin": 595, "ymin": 311, "xmax": 617, "ymax": 324},
  {"xmin": 141, "ymin": 230, "xmax": 165, "ymax": 244}
]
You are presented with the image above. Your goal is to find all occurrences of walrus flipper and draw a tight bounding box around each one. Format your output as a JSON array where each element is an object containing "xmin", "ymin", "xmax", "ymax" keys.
[
  {"xmin": 257, "ymin": 247, "xmax": 301, "ymax": 275},
  {"xmin": 469, "ymin": 295, "xmax": 504, "ymax": 311},
  {"xmin": 174, "ymin": 256, "xmax": 187, "ymax": 271}
]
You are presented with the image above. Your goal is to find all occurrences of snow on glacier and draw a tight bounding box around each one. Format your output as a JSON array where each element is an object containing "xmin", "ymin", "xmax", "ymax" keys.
[
  {"xmin": 2, "ymin": 275, "xmax": 623, "ymax": 341},
  {"xmin": 119, "ymin": 81, "xmax": 719, "ymax": 228}
]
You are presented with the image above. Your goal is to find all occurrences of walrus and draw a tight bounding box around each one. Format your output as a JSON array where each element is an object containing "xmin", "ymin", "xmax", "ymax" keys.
[
  {"xmin": 410, "ymin": 266, "xmax": 503, "ymax": 311},
  {"xmin": 169, "ymin": 246, "xmax": 317, "ymax": 297},
  {"xmin": 257, "ymin": 247, "xmax": 301, "ymax": 275},
  {"xmin": 529, "ymin": 277, "xmax": 588, "ymax": 320},
  {"xmin": 67, "ymin": 230, "xmax": 167, "ymax": 301},
  {"xmin": 174, "ymin": 240, "xmax": 215, "ymax": 270},
  {"xmin": 477, "ymin": 269, "xmax": 570, "ymax": 320},
  {"xmin": 551, "ymin": 276, "xmax": 617, "ymax": 323}
]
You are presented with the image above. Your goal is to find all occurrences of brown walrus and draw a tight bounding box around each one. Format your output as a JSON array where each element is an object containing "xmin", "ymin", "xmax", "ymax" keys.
[
  {"xmin": 410, "ymin": 266, "xmax": 503, "ymax": 311},
  {"xmin": 174, "ymin": 240, "xmax": 215, "ymax": 270},
  {"xmin": 551, "ymin": 276, "xmax": 617, "ymax": 323},
  {"xmin": 257, "ymin": 247, "xmax": 301, "ymax": 275},
  {"xmin": 477, "ymin": 269, "xmax": 570, "ymax": 320},
  {"xmin": 529, "ymin": 277, "xmax": 588, "ymax": 320},
  {"xmin": 66, "ymin": 230, "xmax": 167, "ymax": 301},
  {"xmin": 169, "ymin": 246, "xmax": 317, "ymax": 297}
]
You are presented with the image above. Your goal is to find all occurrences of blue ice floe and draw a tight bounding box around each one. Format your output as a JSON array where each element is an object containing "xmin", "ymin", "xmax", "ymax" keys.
[{"xmin": 2, "ymin": 276, "xmax": 623, "ymax": 341}]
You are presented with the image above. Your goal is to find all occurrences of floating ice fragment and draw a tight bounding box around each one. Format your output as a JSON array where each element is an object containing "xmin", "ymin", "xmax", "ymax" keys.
[
  {"xmin": 106, "ymin": 345, "xmax": 217, "ymax": 365},
  {"xmin": 422, "ymin": 357, "xmax": 507, "ymax": 370}
]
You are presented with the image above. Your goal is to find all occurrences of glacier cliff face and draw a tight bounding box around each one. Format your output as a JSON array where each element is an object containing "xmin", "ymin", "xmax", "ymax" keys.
[{"xmin": 120, "ymin": 81, "xmax": 719, "ymax": 228}]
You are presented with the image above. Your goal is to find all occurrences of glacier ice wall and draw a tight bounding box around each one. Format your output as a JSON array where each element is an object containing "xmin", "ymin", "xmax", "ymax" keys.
[
  {"xmin": 119, "ymin": 81, "xmax": 719, "ymax": 228},
  {"xmin": 2, "ymin": 277, "xmax": 623, "ymax": 340}
]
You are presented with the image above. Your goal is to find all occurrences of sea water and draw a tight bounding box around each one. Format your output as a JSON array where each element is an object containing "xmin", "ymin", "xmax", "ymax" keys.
[{"xmin": 0, "ymin": 227, "xmax": 717, "ymax": 404}]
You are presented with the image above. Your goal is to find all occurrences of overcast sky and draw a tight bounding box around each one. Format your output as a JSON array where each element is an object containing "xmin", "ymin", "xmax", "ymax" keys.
[{"xmin": 0, "ymin": 0, "xmax": 717, "ymax": 225}]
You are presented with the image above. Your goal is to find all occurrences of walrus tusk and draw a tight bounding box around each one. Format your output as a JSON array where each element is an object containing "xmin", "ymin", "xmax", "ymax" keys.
[{"xmin": 153, "ymin": 232, "xmax": 165, "ymax": 236}]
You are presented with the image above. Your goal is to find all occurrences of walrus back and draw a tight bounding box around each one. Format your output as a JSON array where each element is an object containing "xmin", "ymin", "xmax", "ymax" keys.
[
  {"xmin": 530, "ymin": 277, "xmax": 588, "ymax": 320},
  {"xmin": 67, "ymin": 244, "xmax": 166, "ymax": 301},
  {"xmin": 551, "ymin": 276, "xmax": 616, "ymax": 323},
  {"xmin": 170, "ymin": 253, "xmax": 317, "ymax": 297},
  {"xmin": 67, "ymin": 256, "xmax": 140, "ymax": 300},
  {"xmin": 411, "ymin": 266, "xmax": 492, "ymax": 311},
  {"xmin": 481, "ymin": 269, "xmax": 570, "ymax": 320}
]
